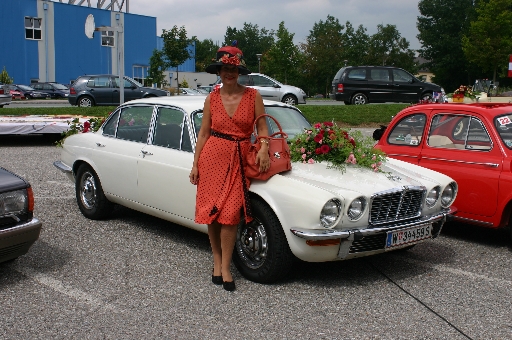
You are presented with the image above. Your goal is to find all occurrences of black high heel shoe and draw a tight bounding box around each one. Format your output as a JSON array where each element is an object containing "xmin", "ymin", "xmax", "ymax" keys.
[
  {"xmin": 212, "ymin": 270, "xmax": 223, "ymax": 285},
  {"xmin": 223, "ymin": 280, "xmax": 236, "ymax": 291}
]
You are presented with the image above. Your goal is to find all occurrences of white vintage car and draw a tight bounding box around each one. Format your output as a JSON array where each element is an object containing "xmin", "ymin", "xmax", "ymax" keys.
[{"xmin": 54, "ymin": 96, "xmax": 457, "ymax": 283}]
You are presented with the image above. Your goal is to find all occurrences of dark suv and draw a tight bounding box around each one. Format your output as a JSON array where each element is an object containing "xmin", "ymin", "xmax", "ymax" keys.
[
  {"xmin": 68, "ymin": 75, "xmax": 170, "ymax": 107},
  {"xmin": 31, "ymin": 82, "xmax": 70, "ymax": 98},
  {"xmin": 329, "ymin": 66, "xmax": 445, "ymax": 105}
]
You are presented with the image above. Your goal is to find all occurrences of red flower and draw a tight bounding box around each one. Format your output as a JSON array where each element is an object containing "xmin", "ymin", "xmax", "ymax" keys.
[
  {"xmin": 320, "ymin": 144, "xmax": 330, "ymax": 154},
  {"xmin": 83, "ymin": 121, "xmax": 91, "ymax": 133},
  {"xmin": 221, "ymin": 54, "xmax": 240, "ymax": 66},
  {"xmin": 323, "ymin": 122, "xmax": 333, "ymax": 127},
  {"xmin": 315, "ymin": 147, "xmax": 323, "ymax": 154},
  {"xmin": 314, "ymin": 134, "xmax": 323, "ymax": 143},
  {"xmin": 349, "ymin": 137, "xmax": 356, "ymax": 147}
]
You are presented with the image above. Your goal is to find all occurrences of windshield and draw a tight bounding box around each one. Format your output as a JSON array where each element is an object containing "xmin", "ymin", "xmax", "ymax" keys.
[
  {"xmin": 18, "ymin": 85, "xmax": 35, "ymax": 91},
  {"xmin": 495, "ymin": 113, "xmax": 512, "ymax": 149},
  {"xmin": 125, "ymin": 76, "xmax": 143, "ymax": 87}
]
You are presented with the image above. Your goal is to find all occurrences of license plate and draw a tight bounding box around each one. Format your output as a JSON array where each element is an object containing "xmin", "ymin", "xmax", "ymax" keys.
[{"xmin": 385, "ymin": 224, "xmax": 432, "ymax": 249}]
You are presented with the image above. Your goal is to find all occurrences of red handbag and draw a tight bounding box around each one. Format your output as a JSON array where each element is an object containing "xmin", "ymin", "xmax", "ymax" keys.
[{"xmin": 245, "ymin": 114, "xmax": 292, "ymax": 180}]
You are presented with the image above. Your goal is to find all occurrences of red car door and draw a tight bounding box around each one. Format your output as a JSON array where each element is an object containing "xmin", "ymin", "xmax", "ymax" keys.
[{"xmin": 419, "ymin": 111, "xmax": 502, "ymax": 218}]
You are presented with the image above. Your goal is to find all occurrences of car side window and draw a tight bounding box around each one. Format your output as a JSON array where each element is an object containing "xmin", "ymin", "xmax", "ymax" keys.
[
  {"xmin": 113, "ymin": 77, "xmax": 133, "ymax": 88},
  {"xmin": 495, "ymin": 114, "xmax": 512, "ymax": 149},
  {"xmin": 252, "ymin": 75, "xmax": 274, "ymax": 87},
  {"xmin": 428, "ymin": 114, "xmax": 491, "ymax": 151},
  {"xmin": 43, "ymin": 84, "xmax": 53, "ymax": 90},
  {"xmin": 370, "ymin": 69, "xmax": 390, "ymax": 81},
  {"xmin": 392, "ymin": 69, "xmax": 413, "ymax": 83},
  {"xmin": 153, "ymin": 107, "xmax": 190, "ymax": 151},
  {"xmin": 116, "ymin": 106, "xmax": 153, "ymax": 143},
  {"xmin": 238, "ymin": 75, "xmax": 250, "ymax": 86},
  {"xmin": 103, "ymin": 110, "xmax": 120, "ymax": 136},
  {"xmin": 88, "ymin": 76, "xmax": 110, "ymax": 88},
  {"xmin": 466, "ymin": 118, "xmax": 492, "ymax": 150},
  {"xmin": 387, "ymin": 113, "xmax": 425, "ymax": 146},
  {"xmin": 346, "ymin": 68, "xmax": 366, "ymax": 80}
]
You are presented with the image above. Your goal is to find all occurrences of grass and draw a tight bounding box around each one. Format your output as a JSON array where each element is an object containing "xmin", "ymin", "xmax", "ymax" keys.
[{"xmin": 1, "ymin": 103, "xmax": 410, "ymax": 127}]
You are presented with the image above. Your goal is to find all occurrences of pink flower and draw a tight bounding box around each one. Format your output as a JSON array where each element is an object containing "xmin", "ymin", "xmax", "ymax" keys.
[
  {"xmin": 302, "ymin": 154, "xmax": 307, "ymax": 160},
  {"xmin": 346, "ymin": 153, "xmax": 357, "ymax": 164},
  {"xmin": 372, "ymin": 155, "xmax": 376, "ymax": 160},
  {"xmin": 300, "ymin": 147, "xmax": 305, "ymax": 153},
  {"xmin": 308, "ymin": 158, "xmax": 315, "ymax": 164},
  {"xmin": 306, "ymin": 130, "xmax": 313, "ymax": 135},
  {"xmin": 128, "ymin": 118, "xmax": 135, "ymax": 126}
]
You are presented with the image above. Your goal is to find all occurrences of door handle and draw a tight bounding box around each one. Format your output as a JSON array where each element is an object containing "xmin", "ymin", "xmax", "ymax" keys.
[
  {"xmin": 141, "ymin": 150, "xmax": 153, "ymax": 157},
  {"xmin": 95, "ymin": 142, "xmax": 105, "ymax": 147}
]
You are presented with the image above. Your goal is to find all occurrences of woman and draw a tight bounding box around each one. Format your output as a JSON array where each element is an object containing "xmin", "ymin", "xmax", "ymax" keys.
[{"xmin": 189, "ymin": 43, "xmax": 270, "ymax": 291}]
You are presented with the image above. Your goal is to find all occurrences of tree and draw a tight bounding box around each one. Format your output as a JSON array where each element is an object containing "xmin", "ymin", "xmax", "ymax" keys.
[
  {"xmin": 0, "ymin": 66, "xmax": 13, "ymax": 84},
  {"xmin": 417, "ymin": 0, "xmax": 480, "ymax": 91},
  {"xmin": 146, "ymin": 49, "xmax": 167, "ymax": 87},
  {"xmin": 191, "ymin": 37, "xmax": 219, "ymax": 72},
  {"xmin": 366, "ymin": 24, "xmax": 416, "ymax": 73},
  {"xmin": 161, "ymin": 25, "xmax": 192, "ymax": 94},
  {"xmin": 300, "ymin": 15, "xmax": 345, "ymax": 95},
  {"xmin": 261, "ymin": 22, "xmax": 301, "ymax": 84},
  {"xmin": 341, "ymin": 22, "xmax": 370, "ymax": 66},
  {"xmin": 223, "ymin": 23, "xmax": 275, "ymax": 72},
  {"xmin": 462, "ymin": 0, "xmax": 512, "ymax": 82}
]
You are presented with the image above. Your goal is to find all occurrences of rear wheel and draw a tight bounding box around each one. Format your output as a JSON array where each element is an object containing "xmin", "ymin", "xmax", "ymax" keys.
[
  {"xmin": 78, "ymin": 96, "xmax": 94, "ymax": 107},
  {"xmin": 351, "ymin": 93, "xmax": 368, "ymax": 105},
  {"xmin": 421, "ymin": 93, "xmax": 433, "ymax": 102},
  {"xmin": 75, "ymin": 164, "xmax": 114, "ymax": 219},
  {"xmin": 282, "ymin": 94, "xmax": 298, "ymax": 105},
  {"xmin": 234, "ymin": 198, "xmax": 295, "ymax": 283}
]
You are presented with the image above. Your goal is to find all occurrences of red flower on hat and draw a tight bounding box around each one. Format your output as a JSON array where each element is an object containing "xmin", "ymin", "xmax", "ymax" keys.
[{"xmin": 221, "ymin": 54, "xmax": 240, "ymax": 66}]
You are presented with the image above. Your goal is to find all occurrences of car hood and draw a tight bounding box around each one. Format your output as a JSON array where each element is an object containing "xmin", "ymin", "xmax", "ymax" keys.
[
  {"xmin": 0, "ymin": 167, "xmax": 28, "ymax": 192},
  {"xmin": 281, "ymin": 158, "xmax": 444, "ymax": 196}
]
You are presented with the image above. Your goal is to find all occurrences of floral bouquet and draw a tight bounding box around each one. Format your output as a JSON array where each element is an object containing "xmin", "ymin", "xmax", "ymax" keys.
[
  {"xmin": 56, "ymin": 115, "xmax": 108, "ymax": 147},
  {"xmin": 447, "ymin": 85, "xmax": 479, "ymax": 100},
  {"xmin": 289, "ymin": 122, "xmax": 387, "ymax": 173}
]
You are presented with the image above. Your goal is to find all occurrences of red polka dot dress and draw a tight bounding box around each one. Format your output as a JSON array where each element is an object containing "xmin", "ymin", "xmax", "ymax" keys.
[{"xmin": 195, "ymin": 87, "xmax": 257, "ymax": 225}]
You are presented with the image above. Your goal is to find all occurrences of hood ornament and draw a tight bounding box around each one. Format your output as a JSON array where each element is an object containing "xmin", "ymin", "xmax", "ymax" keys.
[{"xmin": 387, "ymin": 174, "xmax": 402, "ymax": 182}]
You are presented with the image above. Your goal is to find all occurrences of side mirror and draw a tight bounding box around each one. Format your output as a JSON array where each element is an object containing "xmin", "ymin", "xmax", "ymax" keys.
[{"xmin": 273, "ymin": 84, "xmax": 281, "ymax": 88}]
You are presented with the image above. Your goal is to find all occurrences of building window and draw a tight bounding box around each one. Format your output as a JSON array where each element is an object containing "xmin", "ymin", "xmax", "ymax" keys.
[
  {"xmin": 133, "ymin": 65, "xmax": 149, "ymax": 85},
  {"xmin": 25, "ymin": 17, "xmax": 42, "ymax": 40},
  {"xmin": 101, "ymin": 31, "xmax": 115, "ymax": 47}
]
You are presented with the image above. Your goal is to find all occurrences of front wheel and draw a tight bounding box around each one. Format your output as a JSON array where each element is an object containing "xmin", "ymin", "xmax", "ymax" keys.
[
  {"xmin": 282, "ymin": 94, "xmax": 298, "ymax": 105},
  {"xmin": 75, "ymin": 164, "xmax": 114, "ymax": 219},
  {"xmin": 78, "ymin": 96, "xmax": 94, "ymax": 107},
  {"xmin": 421, "ymin": 93, "xmax": 432, "ymax": 102},
  {"xmin": 234, "ymin": 198, "xmax": 295, "ymax": 283},
  {"xmin": 351, "ymin": 93, "xmax": 368, "ymax": 105}
]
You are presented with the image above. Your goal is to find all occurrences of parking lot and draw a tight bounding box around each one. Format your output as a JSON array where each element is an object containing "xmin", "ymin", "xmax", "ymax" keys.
[{"xmin": 1, "ymin": 134, "xmax": 511, "ymax": 339}]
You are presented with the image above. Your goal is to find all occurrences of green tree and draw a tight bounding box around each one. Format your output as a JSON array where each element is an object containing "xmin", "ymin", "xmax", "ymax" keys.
[
  {"xmin": 261, "ymin": 22, "xmax": 301, "ymax": 84},
  {"xmin": 300, "ymin": 15, "xmax": 345, "ymax": 96},
  {"xmin": 146, "ymin": 49, "xmax": 167, "ymax": 87},
  {"xmin": 223, "ymin": 23, "xmax": 275, "ymax": 72},
  {"xmin": 462, "ymin": 0, "xmax": 512, "ymax": 82},
  {"xmin": 192, "ymin": 37, "xmax": 219, "ymax": 72},
  {"xmin": 366, "ymin": 24, "xmax": 416, "ymax": 72},
  {"xmin": 417, "ymin": 0, "xmax": 480, "ymax": 91},
  {"xmin": 0, "ymin": 66, "xmax": 13, "ymax": 84},
  {"xmin": 161, "ymin": 25, "xmax": 192, "ymax": 94},
  {"xmin": 341, "ymin": 22, "xmax": 370, "ymax": 66}
]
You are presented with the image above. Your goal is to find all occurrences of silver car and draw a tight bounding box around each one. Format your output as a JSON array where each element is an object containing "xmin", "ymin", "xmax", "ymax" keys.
[
  {"xmin": 0, "ymin": 83, "xmax": 12, "ymax": 108},
  {"xmin": 214, "ymin": 73, "xmax": 307, "ymax": 105}
]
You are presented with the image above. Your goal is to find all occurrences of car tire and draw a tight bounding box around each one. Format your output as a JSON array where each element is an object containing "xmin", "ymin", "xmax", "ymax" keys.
[
  {"xmin": 351, "ymin": 93, "xmax": 368, "ymax": 105},
  {"xmin": 421, "ymin": 92, "xmax": 433, "ymax": 102},
  {"xmin": 75, "ymin": 164, "xmax": 114, "ymax": 220},
  {"xmin": 233, "ymin": 198, "xmax": 295, "ymax": 283},
  {"xmin": 282, "ymin": 94, "xmax": 298, "ymax": 105},
  {"xmin": 78, "ymin": 96, "xmax": 94, "ymax": 107},
  {"xmin": 25, "ymin": 94, "xmax": 32, "ymax": 99}
]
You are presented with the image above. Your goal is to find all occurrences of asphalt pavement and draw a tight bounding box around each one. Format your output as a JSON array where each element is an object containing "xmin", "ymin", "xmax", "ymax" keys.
[{"xmin": 1, "ymin": 134, "xmax": 511, "ymax": 339}]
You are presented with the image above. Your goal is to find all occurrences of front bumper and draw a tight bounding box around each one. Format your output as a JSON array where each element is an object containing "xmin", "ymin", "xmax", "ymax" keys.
[
  {"xmin": 291, "ymin": 207, "xmax": 456, "ymax": 259},
  {"xmin": 0, "ymin": 217, "xmax": 42, "ymax": 263}
]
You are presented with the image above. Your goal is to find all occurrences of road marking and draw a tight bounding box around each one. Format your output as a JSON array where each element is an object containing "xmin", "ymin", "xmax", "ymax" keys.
[{"xmin": 16, "ymin": 266, "xmax": 121, "ymax": 312}]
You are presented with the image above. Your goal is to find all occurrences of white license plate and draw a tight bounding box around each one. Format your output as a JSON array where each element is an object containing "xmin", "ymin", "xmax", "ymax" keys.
[{"xmin": 385, "ymin": 224, "xmax": 432, "ymax": 249}]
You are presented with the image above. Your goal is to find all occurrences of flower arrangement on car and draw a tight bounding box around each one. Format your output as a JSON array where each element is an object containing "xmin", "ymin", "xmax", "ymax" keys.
[
  {"xmin": 447, "ymin": 85, "xmax": 479, "ymax": 101},
  {"xmin": 56, "ymin": 115, "xmax": 107, "ymax": 147},
  {"xmin": 289, "ymin": 122, "xmax": 387, "ymax": 172}
]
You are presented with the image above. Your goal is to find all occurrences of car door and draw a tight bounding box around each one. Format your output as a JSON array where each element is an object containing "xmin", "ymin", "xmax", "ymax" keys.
[
  {"xmin": 113, "ymin": 77, "xmax": 142, "ymax": 103},
  {"xmin": 137, "ymin": 105, "xmax": 197, "ymax": 223},
  {"xmin": 368, "ymin": 68, "xmax": 394, "ymax": 103},
  {"xmin": 377, "ymin": 112, "xmax": 427, "ymax": 164},
  {"xmin": 391, "ymin": 69, "xmax": 419, "ymax": 102},
  {"xmin": 419, "ymin": 111, "xmax": 502, "ymax": 217},
  {"xmin": 87, "ymin": 76, "xmax": 114, "ymax": 104},
  {"xmin": 92, "ymin": 105, "xmax": 154, "ymax": 202},
  {"xmin": 249, "ymin": 74, "xmax": 280, "ymax": 102}
]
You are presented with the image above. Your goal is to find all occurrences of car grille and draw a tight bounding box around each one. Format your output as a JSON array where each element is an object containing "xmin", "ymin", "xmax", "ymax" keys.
[
  {"xmin": 369, "ymin": 186, "xmax": 425, "ymax": 225},
  {"xmin": 349, "ymin": 234, "xmax": 387, "ymax": 253}
]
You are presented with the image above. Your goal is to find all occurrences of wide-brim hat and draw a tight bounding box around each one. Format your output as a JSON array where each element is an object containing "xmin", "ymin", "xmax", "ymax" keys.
[{"xmin": 205, "ymin": 43, "xmax": 251, "ymax": 75}]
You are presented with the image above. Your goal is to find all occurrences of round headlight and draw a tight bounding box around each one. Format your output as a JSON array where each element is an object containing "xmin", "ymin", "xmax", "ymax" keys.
[
  {"xmin": 347, "ymin": 197, "xmax": 366, "ymax": 220},
  {"xmin": 425, "ymin": 186, "xmax": 440, "ymax": 208},
  {"xmin": 441, "ymin": 182, "xmax": 457, "ymax": 207},
  {"xmin": 320, "ymin": 199, "xmax": 342, "ymax": 228}
]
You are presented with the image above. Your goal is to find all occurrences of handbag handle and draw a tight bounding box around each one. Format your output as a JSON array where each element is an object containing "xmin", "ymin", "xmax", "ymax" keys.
[{"xmin": 252, "ymin": 114, "xmax": 288, "ymax": 139}]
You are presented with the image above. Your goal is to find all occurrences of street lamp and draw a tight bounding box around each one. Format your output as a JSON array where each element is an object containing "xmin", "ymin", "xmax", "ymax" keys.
[{"xmin": 256, "ymin": 54, "xmax": 262, "ymax": 73}]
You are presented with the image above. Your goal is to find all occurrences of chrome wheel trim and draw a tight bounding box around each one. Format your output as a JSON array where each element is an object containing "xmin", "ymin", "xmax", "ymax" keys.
[
  {"xmin": 283, "ymin": 96, "xmax": 297, "ymax": 105},
  {"xmin": 80, "ymin": 171, "xmax": 97, "ymax": 210},
  {"xmin": 353, "ymin": 94, "xmax": 366, "ymax": 105},
  {"xmin": 236, "ymin": 219, "xmax": 269, "ymax": 269},
  {"xmin": 79, "ymin": 97, "xmax": 92, "ymax": 107}
]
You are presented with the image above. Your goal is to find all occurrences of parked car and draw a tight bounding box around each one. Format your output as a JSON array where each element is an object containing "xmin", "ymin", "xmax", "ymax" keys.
[
  {"xmin": 54, "ymin": 96, "xmax": 457, "ymax": 283},
  {"xmin": 213, "ymin": 73, "xmax": 307, "ymax": 105},
  {"xmin": 197, "ymin": 85, "xmax": 213, "ymax": 93},
  {"xmin": 329, "ymin": 66, "xmax": 445, "ymax": 105},
  {"xmin": 0, "ymin": 83, "xmax": 12, "ymax": 108},
  {"xmin": 195, "ymin": 88, "xmax": 210, "ymax": 95},
  {"xmin": 0, "ymin": 166, "xmax": 42, "ymax": 263},
  {"xmin": 179, "ymin": 88, "xmax": 204, "ymax": 96},
  {"xmin": 31, "ymin": 82, "xmax": 70, "ymax": 98},
  {"xmin": 68, "ymin": 74, "xmax": 170, "ymax": 107},
  {"xmin": 9, "ymin": 84, "xmax": 50, "ymax": 99},
  {"xmin": 374, "ymin": 102, "xmax": 512, "ymax": 239},
  {"xmin": 9, "ymin": 87, "xmax": 24, "ymax": 100}
]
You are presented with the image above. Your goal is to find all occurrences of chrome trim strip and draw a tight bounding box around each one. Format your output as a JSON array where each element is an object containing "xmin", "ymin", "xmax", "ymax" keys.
[
  {"xmin": 53, "ymin": 160, "xmax": 72, "ymax": 174},
  {"xmin": 421, "ymin": 157, "xmax": 499, "ymax": 168},
  {"xmin": 450, "ymin": 215, "xmax": 494, "ymax": 227},
  {"xmin": 290, "ymin": 207, "xmax": 455, "ymax": 241},
  {"xmin": 0, "ymin": 218, "xmax": 42, "ymax": 235}
]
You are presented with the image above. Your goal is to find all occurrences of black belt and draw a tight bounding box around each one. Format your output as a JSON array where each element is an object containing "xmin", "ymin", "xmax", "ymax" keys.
[{"xmin": 210, "ymin": 130, "xmax": 252, "ymax": 220}]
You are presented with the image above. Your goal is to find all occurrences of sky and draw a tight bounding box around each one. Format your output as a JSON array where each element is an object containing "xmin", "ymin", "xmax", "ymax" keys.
[{"xmin": 127, "ymin": 0, "xmax": 423, "ymax": 50}]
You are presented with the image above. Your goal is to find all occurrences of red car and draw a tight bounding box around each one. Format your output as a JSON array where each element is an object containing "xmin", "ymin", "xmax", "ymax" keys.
[{"xmin": 375, "ymin": 102, "xmax": 512, "ymax": 238}]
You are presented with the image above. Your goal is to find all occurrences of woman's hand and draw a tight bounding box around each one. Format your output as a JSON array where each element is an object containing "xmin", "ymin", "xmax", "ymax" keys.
[
  {"xmin": 189, "ymin": 165, "xmax": 199, "ymax": 185},
  {"xmin": 255, "ymin": 142, "xmax": 270, "ymax": 173}
]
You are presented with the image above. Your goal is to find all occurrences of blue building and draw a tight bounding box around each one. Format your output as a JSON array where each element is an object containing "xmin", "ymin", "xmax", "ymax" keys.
[{"xmin": 0, "ymin": 0, "xmax": 195, "ymax": 86}]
